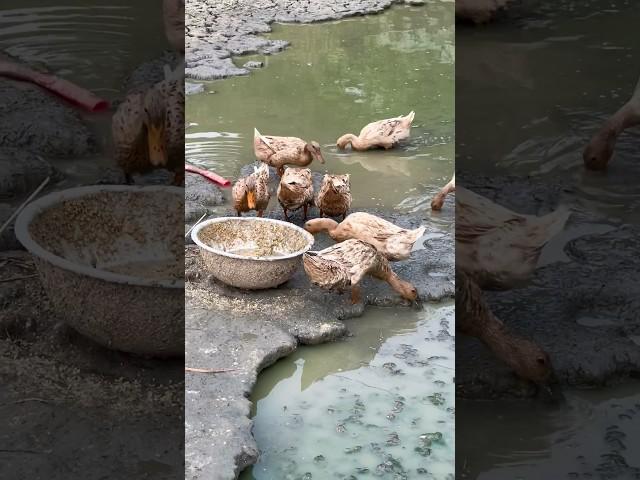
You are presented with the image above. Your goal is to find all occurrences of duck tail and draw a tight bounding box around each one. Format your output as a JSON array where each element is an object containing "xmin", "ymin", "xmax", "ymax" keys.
[
  {"xmin": 254, "ymin": 128, "xmax": 275, "ymax": 151},
  {"xmin": 411, "ymin": 225, "xmax": 427, "ymax": 241},
  {"xmin": 534, "ymin": 205, "xmax": 571, "ymax": 247},
  {"xmin": 406, "ymin": 111, "xmax": 415, "ymax": 124}
]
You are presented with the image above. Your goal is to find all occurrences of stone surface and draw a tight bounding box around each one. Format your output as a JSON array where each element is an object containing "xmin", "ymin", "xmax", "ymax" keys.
[
  {"xmin": 185, "ymin": 82, "xmax": 205, "ymax": 95},
  {"xmin": 0, "ymin": 79, "xmax": 96, "ymax": 157},
  {"xmin": 185, "ymin": 302, "xmax": 297, "ymax": 480},
  {"xmin": 242, "ymin": 60, "xmax": 264, "ymax": 69},
  {"xmin": 184, "ymin": 173, "xmax": 225, "ymax": 224},
  {"xmin": 0, "ymin": 148, "xmax": 60, "ymax": 201},
  {"xmin": 122, "ymin": 50, "xmax": 181, "ymax": 94}
]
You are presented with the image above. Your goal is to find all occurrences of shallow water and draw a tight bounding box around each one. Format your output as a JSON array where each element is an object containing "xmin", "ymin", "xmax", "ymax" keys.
[
  {"xmin": 457, "ymin": 1, "xmax": 640, "ymax": 477},
  {"xmin": 240, "ymin": 304, "xmax": 455, "ymax": 480},
  {"xmin": 0, "ymin": 0, "xmax": 168, "ymax": 182},
  {"xmin": 456, "ymin": 0, "xmax": 640, "ymax": 223},
  {"xmin": 457, "ymin": 383, "xmax": 640, "ymax": 479},
  {"xmin": 186, "ymin": 3, "xmax": 454, "ymax": 222}
]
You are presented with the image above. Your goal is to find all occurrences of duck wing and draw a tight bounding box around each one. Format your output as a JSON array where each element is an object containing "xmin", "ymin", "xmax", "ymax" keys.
[{"xmin": 359, "ymin": 111, "xmax": 415, "ymax": 142}]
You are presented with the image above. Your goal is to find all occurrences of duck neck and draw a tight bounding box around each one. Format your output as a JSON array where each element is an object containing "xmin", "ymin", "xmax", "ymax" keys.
[
  {"xmin": 311, "ymin": 218, "xmax": 339, "ymax": 237},
  {"xmin": 385, "ymin": 271, "xmax": 413, "ymax": 300},
  {"xmin": 337, "ymin": 133, "xmax": 362, "ymax": 150}
]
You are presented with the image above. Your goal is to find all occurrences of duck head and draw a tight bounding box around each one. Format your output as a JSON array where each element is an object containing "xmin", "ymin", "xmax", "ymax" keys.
[
  {"xmin": 583, "ymin": 127, "xmax": 617, "ymax": 171},
  {"xmin": 305, "ymin": 141, "xmax": 325, "ymax": 164},
  {"xmin": 325, "ymin": 174, "xmax": 350, "ymax": 194}
]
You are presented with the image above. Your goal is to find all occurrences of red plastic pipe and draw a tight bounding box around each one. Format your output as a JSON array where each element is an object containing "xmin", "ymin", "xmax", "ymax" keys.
[
  {"xmin": 185, "ymin": 164, "xmax": 231, "ymax": 187},
  {"xmin": 0, "ymin": 60, "xmax": 109, "ymax": 113}
]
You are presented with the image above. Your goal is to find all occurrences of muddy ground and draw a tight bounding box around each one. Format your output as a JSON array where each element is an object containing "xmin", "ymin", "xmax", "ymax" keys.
[{"xmin": 185, "ymin": 199, "xmax": 454, "ymax": 479}]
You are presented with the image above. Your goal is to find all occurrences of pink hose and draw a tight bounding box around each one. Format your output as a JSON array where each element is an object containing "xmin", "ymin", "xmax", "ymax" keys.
[
  {"xmin": 185, "ymin": 164, "xmax": 231, "ymax": 187},
  {"xmin": 0, "ymin": 60, "xmax": 109, "ymax": 113}
]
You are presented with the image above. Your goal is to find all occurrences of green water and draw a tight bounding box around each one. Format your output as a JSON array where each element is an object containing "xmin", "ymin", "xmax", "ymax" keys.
[
  {"xmin": 456, "ymin": 0, "xmax": 640, "ymax": 223},
  {"xmin": 186, "ymin": 2, "xmax": 454, "ymax": 219},
  {"xmin": 240, "ymin": 305, "xmax": 455, "ymax": 480}
]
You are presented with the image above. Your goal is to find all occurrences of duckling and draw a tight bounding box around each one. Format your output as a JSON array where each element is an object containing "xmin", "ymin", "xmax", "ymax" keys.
[
  {"xmin": 336, "ymin": 111, "xmax": 415, "ymax": 151},
  {"xmin": 316, "ymin": 174, "xmax": 352, "ymax": 220},
  {"xmin": 112, "ymin": 74, "xmax": 184, "ymax": 185},
  {"xmin": 254, "ymin": 128, "xmax": 325, "ymax": 177},
  {"xmin": 277, "ymin": 167, "xmax": 314, "ymax": 221},
  {"xmin": 457, "ymin": 186, "xmax": 570, "ymax": 290},
  {"xmin": 232, "ymin": 163, "xmax": 270, "ymax": 217},
  {"xmin": 457, "ymin": 268, "xmax": 554, "ymax": 387},
  {"xmin": 303, "ymin": 239, "xmax": 418, "ymax": 304},
  {"xmin": 431, "ymin": 174, "xmax": 455, "ymax": 211},
  {"xmin": 304, "ymin": 212, "xmax": 425, "ymax": 261}
]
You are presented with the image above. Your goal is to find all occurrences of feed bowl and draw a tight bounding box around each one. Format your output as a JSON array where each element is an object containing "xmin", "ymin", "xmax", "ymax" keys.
[
  {"xmin": 15, "ymin": 185, "xmax": 184, "ymax": 356},
  {"xmin": 191, "ymin": 217, "xmax": 314, "ymax": 290}
]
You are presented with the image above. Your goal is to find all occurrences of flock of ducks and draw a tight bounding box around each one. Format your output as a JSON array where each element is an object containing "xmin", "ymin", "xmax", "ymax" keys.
[
  {"xmin": 231, "ymin": 112, "xmax": 571, "ymax": 387},
  {"xmin": 232, "ymin": 112, "xmax": 424, "ymax": 304},
  {"xmin": 105, "ymin": 0, "xmax": 627, "ymax": 393}
]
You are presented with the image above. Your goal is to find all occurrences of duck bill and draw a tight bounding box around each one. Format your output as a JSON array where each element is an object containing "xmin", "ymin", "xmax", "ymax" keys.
[
  {"xmin": 147, "ymin": 125, "xmax": 167, "ymax": 166},
  {"xmin": 314, "ymin": 151, "xmax": 325, "ymax": 164},
  {"xmin": 247, "ymin": 190, "xmax": 256, "ymax": 209}
]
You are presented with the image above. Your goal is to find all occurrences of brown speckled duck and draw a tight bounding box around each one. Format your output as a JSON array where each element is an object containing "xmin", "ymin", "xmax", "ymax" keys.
[
  {"xmin": 304, "ymin": 212, "xmax": 426, "ymax": 261},
  {"xmin": 456, "ymin": 187, "xmax": 570, "ymax": 390},
  {"xmin": 112, "ymin": 73, "xmax": 185, "ymax": 185},
  {"xmin": 336, "ymin": 111, "xmax": 415, "ymax": 151},
  {"xmin": 303, "ymin": 239, "xmax": 418, "ymax": 304},
  {"xmin": 254, "ymin": 128, "xmax": 325, "ymax": 177},
  {"xmin": 232, "ymin": 163, "xmax": 270, "ymax": 217},
  {"xmin": 316, "ymin": 174, "xmax": 352, "ymax": 220},
  {"xmin": 457, "ymin": 268, "xmax": 555, "ymax": 387},
  {"xmin": 457, "ymin": 185, "xmax": 570, "ymax": 290},
  {"xmin": 277, "ymin": 167, "xmax": 314, "ymax": 221}
]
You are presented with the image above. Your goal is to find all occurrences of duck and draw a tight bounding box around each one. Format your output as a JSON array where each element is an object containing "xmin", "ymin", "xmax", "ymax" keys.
[
  {"xmin": 336, "ymin": 111, "xmax": 415, "ymax": 151},
  {"xmin": 232, "ymin": 163, "xmax": 270, "ymax": 217},
  {"xmin": 112, "ymin": 71, "xmax": 184, "ymax": 185},
  {"xmin": 456, "ymin": 186, "xmax": 570, "ymax": 290},
  {"xmin": 254, "ymin": 128, "xmax": 325, "ymax": 177},
  {"xmin": 431, "ymin": 174, "xmax": 455, "ymax": 211},
  {"xmin": 303, "ymin": 239, "xmax": 418, "ymax": 304},
  {"xmin": 316, "ymin": 174, "xmax": 352, "ymax": 220},
  {"xmin": 277, "ymin": 167, "xmax": 314, "ymax": 221},
  {"xmin": 304, "ymin": 212, "xmax": 426, "ymax": 261},
  {"xmin": 456, "ymin": 268, "xmax": 555, "ymax": 388}
]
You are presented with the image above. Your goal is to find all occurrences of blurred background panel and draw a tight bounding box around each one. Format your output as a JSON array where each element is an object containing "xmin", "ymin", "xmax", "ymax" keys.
[
  {"xmin": 455, "ymin": 1, "xmax": 640, "ymax": 478},
  {"xmin": 0, "ymin": 1, "xmax": 184, "ymax": 479}
]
